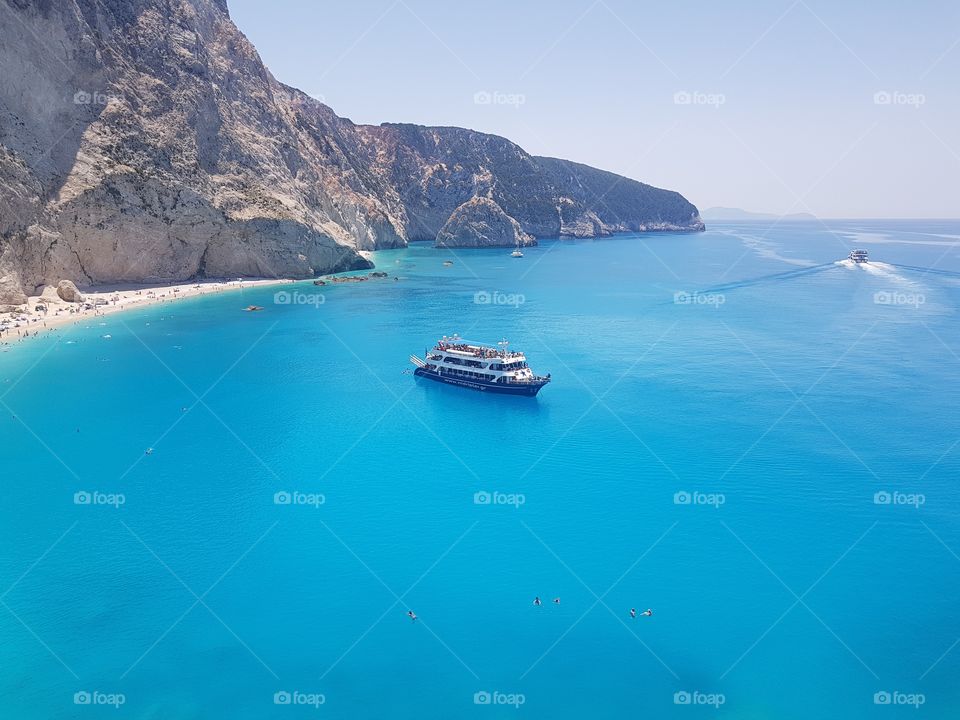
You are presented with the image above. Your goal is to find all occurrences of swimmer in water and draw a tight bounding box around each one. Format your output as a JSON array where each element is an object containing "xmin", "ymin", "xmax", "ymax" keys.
[
  {"xmin": 629, "ymin": 608, "xmax": 637, "ymax": 618},
  {"xmin": 533, "ymin": 596, "xmax": 542, "ymax": 606},
  {"xmin": 407, "ymin": 610, "xmax": 417, "ymax": 621},
  {"xmin": 553, "ymin": 598, "xmax": 560, "ymax": 605},
  {"xmin": 641, "ymin": 609, "xmax": 653, "ymax": 617}
]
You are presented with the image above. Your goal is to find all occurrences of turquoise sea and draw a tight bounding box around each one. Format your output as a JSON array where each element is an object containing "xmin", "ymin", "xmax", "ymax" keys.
[{"xmin": 2, "ymin": 220, "xmax": 959, "ymax": 718}]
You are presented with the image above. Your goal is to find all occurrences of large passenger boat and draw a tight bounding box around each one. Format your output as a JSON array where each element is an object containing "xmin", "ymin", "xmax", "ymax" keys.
[{"xmin": 410, "ymin": 336, "xmax": 551, "ymax": 396}]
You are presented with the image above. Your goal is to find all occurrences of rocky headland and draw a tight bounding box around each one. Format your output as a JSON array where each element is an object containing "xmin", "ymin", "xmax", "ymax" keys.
[{"xmin": 0, "ymin": 0, "xmax": 703, "ymax": 309}]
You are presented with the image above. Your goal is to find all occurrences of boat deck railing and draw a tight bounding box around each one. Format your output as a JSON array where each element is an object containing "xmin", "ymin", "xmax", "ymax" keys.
[{"xmin": 435, "ymin": 342, "xmax": 525, "ymax": 360}]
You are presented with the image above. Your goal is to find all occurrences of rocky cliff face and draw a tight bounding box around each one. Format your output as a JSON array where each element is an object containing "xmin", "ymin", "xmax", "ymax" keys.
[
  {"xmin": 0, "ymin": 0, "xmax": 703, "ymax": 304},
  {"xmin": 436, "ymin": 197, "xmax": 535, "ymax": 249}
]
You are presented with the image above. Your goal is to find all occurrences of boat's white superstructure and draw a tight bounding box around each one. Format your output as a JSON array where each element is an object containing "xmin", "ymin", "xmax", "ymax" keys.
[
  {"xmin": 410, "ymin": 335, "xmax": 550, "ymax": 395},
  {"xmin": 849, "ymin": 249, "xmax": 869, "ymax": 263}
]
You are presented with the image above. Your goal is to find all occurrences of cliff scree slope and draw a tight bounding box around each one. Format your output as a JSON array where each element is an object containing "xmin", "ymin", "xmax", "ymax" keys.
[{"xmin": 0, "ymin": 0, "xmax": 703, "ymax": 304}]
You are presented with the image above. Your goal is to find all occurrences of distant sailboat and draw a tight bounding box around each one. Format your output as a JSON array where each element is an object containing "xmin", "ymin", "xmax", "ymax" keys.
[{"xmin": 511, "ymin": 237, "xmax": 524, "ymax": 258}]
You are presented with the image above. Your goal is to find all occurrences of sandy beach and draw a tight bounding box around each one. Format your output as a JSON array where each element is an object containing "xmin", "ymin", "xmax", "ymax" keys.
[{"xmin": 0, "ymin": 278, "xmax": 298, "ymax": 346}]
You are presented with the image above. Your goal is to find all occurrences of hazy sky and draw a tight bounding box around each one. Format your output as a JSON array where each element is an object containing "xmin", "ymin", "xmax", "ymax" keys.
[{"xmin": 229, "ymin": 0, "xmax": 959, "ymax": 218}]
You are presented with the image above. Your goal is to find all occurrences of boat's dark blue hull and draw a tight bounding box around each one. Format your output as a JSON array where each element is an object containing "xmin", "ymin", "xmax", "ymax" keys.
[{"xmin": 414, "ymin": 367, "xmax": 548, "ymax": 396}]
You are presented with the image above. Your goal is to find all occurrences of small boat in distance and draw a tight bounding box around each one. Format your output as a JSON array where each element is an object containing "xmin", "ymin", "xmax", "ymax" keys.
[
  {"xmin": 511, "ymin": 237, "xmax": 524, "ymax": 258},
  {"xmin": 849, "ymin": 249, "xmax": 869, "ymax": 263},
  {"xmin": 410, "ymin": 335, "xmax": 550, "ymax": 396}
]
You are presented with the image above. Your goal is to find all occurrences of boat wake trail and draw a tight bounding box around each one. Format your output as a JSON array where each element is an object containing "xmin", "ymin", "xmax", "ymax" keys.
[
  {"xmin": 861, "ymin": 261, "xmax": 900, "ymax": 276},
  {"xmin": 889, "ymin": 263, "xmax": 960, "ymax": 279},
  {"xmin": 694, "ymin": 262, "xmax": 838, "ymax": 295},
  {"xmin": 714, "ymin": 229, "xmax": 816, "ymax": 266},
  {"xmin": 839, "ymin": 260, "xmax": 925, "ymax": 288}
]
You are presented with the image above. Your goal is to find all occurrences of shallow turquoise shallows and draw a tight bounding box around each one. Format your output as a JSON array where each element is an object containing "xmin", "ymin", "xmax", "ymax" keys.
[{"xmin": 2, "ymin": 220, "xmax": 960, "ymax": 718}]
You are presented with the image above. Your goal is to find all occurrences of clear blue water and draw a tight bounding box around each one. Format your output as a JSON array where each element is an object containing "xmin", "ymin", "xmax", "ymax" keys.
[{"xmin": 2, "ymin": 220, "xmax": 959, "ymax": 718}]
